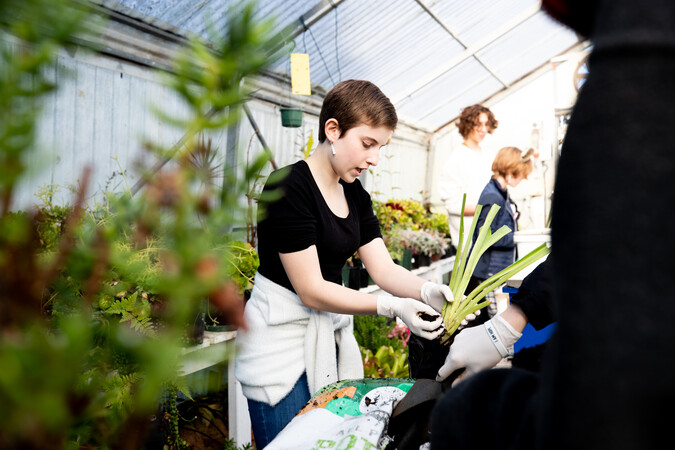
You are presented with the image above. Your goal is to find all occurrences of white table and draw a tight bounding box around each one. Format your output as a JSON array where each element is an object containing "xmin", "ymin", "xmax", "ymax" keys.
[
  {"xmin": 359, "ymin": 256, "xmax": 456, "ymax": 296},
  {"xmin": 180, "ymin": 330, "xmax": 251, "ymax": 447}
]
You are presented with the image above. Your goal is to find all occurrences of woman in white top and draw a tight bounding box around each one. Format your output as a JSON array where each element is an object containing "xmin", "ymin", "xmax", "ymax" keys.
[{"xmin": 438, "ymin": 104, "xmax": 499, "ymax": 251}]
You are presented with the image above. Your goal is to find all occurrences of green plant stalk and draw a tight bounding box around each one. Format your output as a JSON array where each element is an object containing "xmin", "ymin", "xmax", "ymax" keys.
[
  {"xmin": 465, "ymin": 243, "xmax": 551, "ymax": 308},
  {"xmin": 449, "ymin": 196, "xmax": 483, "ymax": 298},
  {"xmin": 442, "ymin": 243, "xmax": 551, "ymax": 339},
  {"xmin": 450, "ymin": 206, "xmax": 510, "ymax": 318},
  {"xmin": 446, "ymin": 201, "xmax": 508, "ymax": 318},
  {"xmin": 448, "ymin": 196, "xmax": 468, "ymax": 295},
  {"xmin": 440, "ymin": 195, "xmax": 551, "ymax": 344},
  {"xmin": 446, "ymin": 258, "xmax": 551, "ymax": 345}
]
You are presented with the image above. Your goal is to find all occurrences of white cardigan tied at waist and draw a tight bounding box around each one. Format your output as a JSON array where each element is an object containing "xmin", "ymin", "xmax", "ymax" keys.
[{"xmin": 234, "ymin": 272, "xmax": 364, "ymax": 406}]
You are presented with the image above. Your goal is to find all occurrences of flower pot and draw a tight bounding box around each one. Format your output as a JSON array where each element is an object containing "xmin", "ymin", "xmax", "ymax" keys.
[
  {"xmin": 399, "ymin": 249, "xmax": 413, "ymax": 270},
  {"xmin": 280, "ymin": 107, "xmax": 303, "ymax": 127},
  {"xmin": 347, "ymin": 266, "xmax": 361, "ymax": 290},
  {"xmin": 415, "ymin": 254, "xmax": 431, "ymax": 267},
  {"xmin": 360, "ymin": 267, "xmax": 370, "ymax": 288},
  {"xmin": 185, "ymin": 311, "xmax": 205, "ymax": 345}
]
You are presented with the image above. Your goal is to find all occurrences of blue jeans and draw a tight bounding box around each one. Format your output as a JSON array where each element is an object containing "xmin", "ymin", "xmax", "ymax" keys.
[{"xmin": 247, "ymin": 372, "xmax": 311, "ymax": 448}]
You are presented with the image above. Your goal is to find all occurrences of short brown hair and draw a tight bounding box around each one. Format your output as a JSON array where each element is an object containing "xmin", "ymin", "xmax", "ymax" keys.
[
  {"xmin": 318, "ymin": 80, "xmax": 398, "ymax": 143},
  {"xmin": 457, "ymin": 104, "xmax": 498, "ymax": 139},
  {"xmin": 492, "ymin": 147, "xmax": 535, "ymax": 179}
]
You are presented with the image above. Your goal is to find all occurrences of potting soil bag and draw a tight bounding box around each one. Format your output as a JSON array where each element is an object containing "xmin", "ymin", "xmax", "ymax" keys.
[{"xmin": 265, "ymin": 378, "xmax": 414, "ymax": 449}]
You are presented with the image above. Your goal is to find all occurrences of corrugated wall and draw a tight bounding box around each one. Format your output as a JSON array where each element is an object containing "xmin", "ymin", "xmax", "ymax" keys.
[
  {"xmin": 9, "ymin": 35, "xmax": 197, "ymax": 210},
  {"xmin": 7, "ymin": 33, "xmax": 427, "ymax": 216},
  {"xmin": 237, "ymin": 100, "xmax": 430, "ymax": 204}
]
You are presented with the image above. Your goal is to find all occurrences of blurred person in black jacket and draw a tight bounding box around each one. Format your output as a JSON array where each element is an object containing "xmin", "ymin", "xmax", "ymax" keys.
[{"xmin": 430, "ymin": 0, "xmax": 675, "ymax": 448}]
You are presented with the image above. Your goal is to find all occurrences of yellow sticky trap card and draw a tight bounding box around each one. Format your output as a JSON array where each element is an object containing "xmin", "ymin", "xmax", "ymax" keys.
[{"xmin": 291, "ymin": 53, "xmax": 311, "ymax": 95}]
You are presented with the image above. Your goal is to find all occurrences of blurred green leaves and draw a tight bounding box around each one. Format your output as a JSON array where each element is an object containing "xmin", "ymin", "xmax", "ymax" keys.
[{"xmin": 0, "ymin": 0, "xmax": 282, "ymax": 447}]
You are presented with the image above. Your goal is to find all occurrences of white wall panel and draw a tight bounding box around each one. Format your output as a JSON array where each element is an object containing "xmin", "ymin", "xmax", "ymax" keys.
[
  {"xmin": 10, "ymin": 42, "xmax": 194, "ymax": 210},
  {"xmin": 363, "ymin": 139, "xmax": 428, "ymax": 204},
  {"xmin": 239, "ymin": 100, "xmax": 428, "ymax": 204},
  {"xmin": 8, "ymin": 41, "xmax": 427, "ymax": 215}
]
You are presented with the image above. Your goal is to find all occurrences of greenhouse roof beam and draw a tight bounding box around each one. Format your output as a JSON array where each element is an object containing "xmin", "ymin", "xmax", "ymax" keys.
[
  {"xmin": 433, "ymin": 39, "xmax": 590, "ymax": 135},
  {"xmin": 391, "ymin": 2, "xmax": 541, "ymax": 105},
  {"xmin": 92, "ymin": 0, "xmax": 582, "ymax": 131},
  {"xmin": 414, "ymin": 0, "xmax": 508, "ymax": 88},
  {"xmin": 277, "ymin": 0, "xmax": 346, "ymax": 47}
]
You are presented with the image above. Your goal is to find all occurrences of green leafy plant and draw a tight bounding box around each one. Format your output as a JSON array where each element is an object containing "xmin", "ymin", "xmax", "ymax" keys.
[
  {"xmin": 0, "ymin": 1, "xmax": 281, "ymax": 448},
  {"xmin": 396, "ymin": 228, "xmax": 449, "ymax": 257},
  {"xmin": 33, "ymin": 185, "xmax": 73, "ymax": 252},
  {"xmin": 354, "ymin": 316, "xmax": 410, "ymax": 378},
  {"xmin": 374, "ymin": 199, "xmax": 451, "ymax": 260},
  {"xmin": 164, "ymin": 385, "xmax": 190, "ymax": 449},
  {"xmin": 440, "ymin": 195, "xmax": 551, "ymax": 343},
  {"xmin": 225, "ymin": 240, "xmax": 259, "ymax": 293},
  {"xmin": 373, "ymin": 199, "xmax": 427, "ymax": 233},
  {"xmin": 354, "ymin": 315, "xmax": 399, "ymax": 353},
  {"xmin": 421, "ymin": 211, "xmax": 450, "ymax": 238},
  {"xmin": 362, "ymin": 345, "xmax": 409, "ymax": 379}
]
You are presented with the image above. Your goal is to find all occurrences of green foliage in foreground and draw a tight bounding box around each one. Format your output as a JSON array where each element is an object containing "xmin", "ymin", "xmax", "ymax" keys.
[{"xmin": 0, "ymin": 1, "xmax": 282, "ymax": 448}]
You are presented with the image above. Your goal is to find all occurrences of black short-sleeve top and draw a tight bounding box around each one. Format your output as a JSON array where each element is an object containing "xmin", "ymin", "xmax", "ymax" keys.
[{"xmin": 256, "ymin": 160, "xmax": 382, "ymax": 293}]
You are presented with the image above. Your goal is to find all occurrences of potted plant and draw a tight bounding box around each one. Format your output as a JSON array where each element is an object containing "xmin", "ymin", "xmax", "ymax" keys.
[
  {"xmin": 397, "ymin": 229, "xmax": 449, "ymax": 268},
  {"xmin": 421, "ymin": 211, "xmax": 453, "ymax": 257},
  {"xmin": 426, "ymin": 230, "xmax": 450, "ymax": 262},
  {"xmin": 381, "ymin": 226, "xmax": 413, "ymax": 269},
  {"xmin": 373, "ymin": 199, "xmax": 428, "ymax": 233}
]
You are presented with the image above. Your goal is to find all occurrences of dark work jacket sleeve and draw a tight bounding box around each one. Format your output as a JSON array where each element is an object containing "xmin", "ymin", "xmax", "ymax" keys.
[
  {"xmin": 538, "ymin": 2, "xmax": 675, "ymax": 449},
  {"xmin": 509, "ymin": 256, "xmax": 554, "ymax": 330}
]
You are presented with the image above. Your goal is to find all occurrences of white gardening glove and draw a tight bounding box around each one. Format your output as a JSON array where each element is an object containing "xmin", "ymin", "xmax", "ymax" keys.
[
  {"xmin": 420, "ymin": 282, "xmax": 478, "ymax": 327},
  {"xmin": 377, "ymin": 295, "xmax": 444, "ymax": 340},
  {"xmin": 436, "ymin": 314, "xmax": 522, "ymax": 384},
  {"xmin": 420, "ymin": 281, "xmax": 452, "ymax": 313},
  {"xmin": 460, "ymin": 309, "xmax": 480, "ymax": 328}
]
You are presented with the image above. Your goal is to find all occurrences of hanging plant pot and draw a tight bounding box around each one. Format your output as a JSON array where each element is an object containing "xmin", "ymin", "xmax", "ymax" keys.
[{"xmin": 280, "ymin": 107, "xmax": 303, "ymax": 127}]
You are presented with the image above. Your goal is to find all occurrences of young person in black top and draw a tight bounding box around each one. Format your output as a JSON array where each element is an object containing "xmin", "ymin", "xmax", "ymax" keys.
[{"xmin": 234, "ymin": 80, "xmax": 459, "ymax": 448}]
